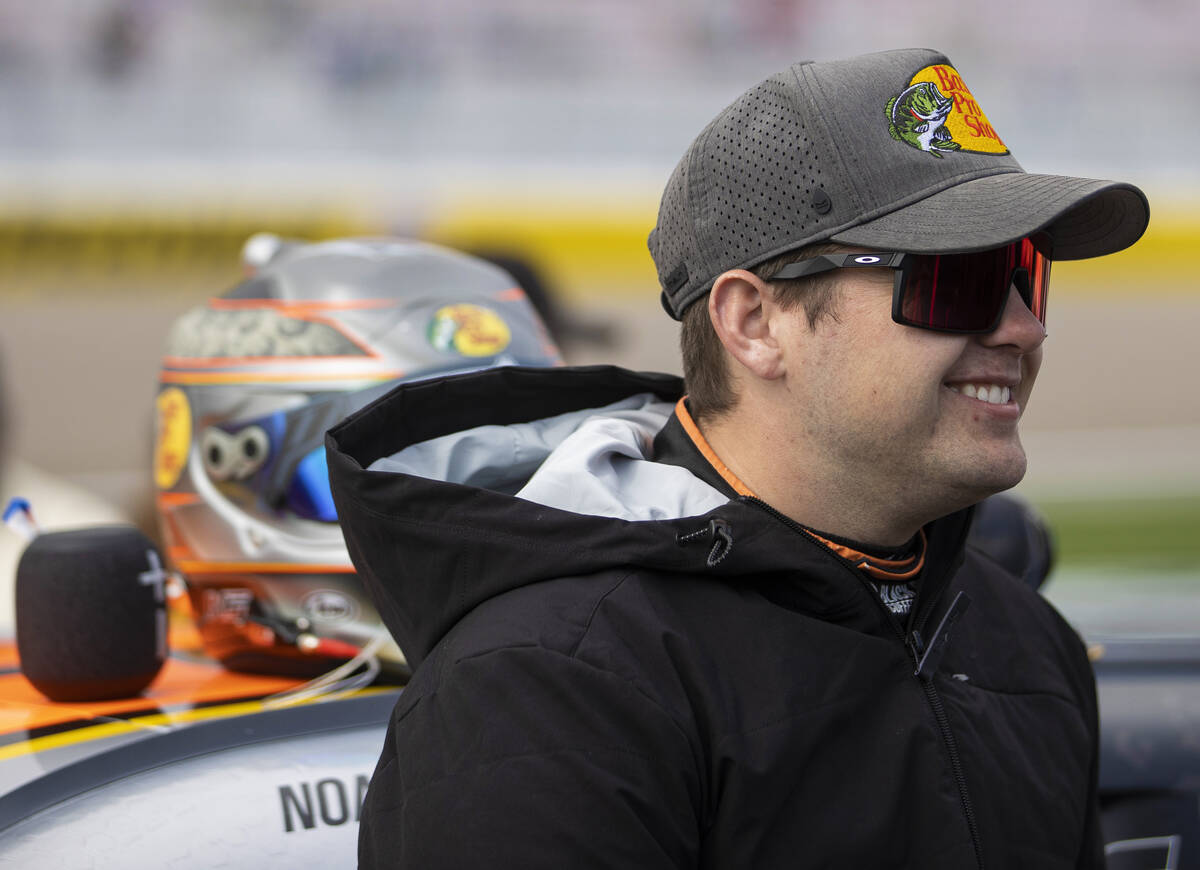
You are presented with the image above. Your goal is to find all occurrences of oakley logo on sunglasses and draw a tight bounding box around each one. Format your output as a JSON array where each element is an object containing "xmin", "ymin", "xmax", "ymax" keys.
[{"xmin": 771, "ymin": 236, "xmax": 1052, "ymax": 335}]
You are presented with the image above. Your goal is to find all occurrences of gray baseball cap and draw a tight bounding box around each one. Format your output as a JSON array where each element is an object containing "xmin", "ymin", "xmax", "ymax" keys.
[{"xmin": 649, "ymin": 48, "xmax": 1151, "ymax": 319}]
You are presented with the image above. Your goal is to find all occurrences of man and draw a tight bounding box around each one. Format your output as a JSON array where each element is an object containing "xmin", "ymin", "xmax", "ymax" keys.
[{"xmin": 328, "ymin": 48, "xmax": 1148, "ymax": 868}]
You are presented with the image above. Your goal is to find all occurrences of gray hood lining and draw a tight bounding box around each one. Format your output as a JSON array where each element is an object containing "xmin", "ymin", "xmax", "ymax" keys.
[{"xmin": 367, "ymin": 393, "xmax": 731, "ymax": 522}]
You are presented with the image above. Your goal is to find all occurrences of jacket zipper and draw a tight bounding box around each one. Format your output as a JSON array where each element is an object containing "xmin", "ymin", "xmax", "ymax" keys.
[
  {"xmin": 743, "ymin": 498, "xmax": 985, "ymax": 869},
  {"xmin": 919, "ymin": 671, "xmax": 985, "ymax": 869}
]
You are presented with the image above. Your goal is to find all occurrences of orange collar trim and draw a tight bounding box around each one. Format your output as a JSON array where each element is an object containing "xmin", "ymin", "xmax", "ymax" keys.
[
  {"xmin": 803, "ymin": 528, "xmax": 927, "ymax": 582},
  {"xmin": 675, "ymin": 398, "xmax": 757, "ymax": 498}
]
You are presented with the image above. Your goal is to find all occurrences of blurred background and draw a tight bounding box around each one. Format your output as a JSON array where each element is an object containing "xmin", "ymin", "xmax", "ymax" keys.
[{"xmin": 1, "ymin": 0, "xmax": 1197, "ymax": 635}]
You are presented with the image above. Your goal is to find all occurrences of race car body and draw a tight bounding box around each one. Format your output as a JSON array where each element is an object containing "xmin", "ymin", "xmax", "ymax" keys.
[{"xmin": 0, "ymin": 638, "xmax": 396, "ymax": 867}]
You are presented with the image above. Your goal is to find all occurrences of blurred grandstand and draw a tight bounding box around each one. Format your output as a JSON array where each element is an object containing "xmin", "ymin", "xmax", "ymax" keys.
[{"xmin": 0, "ymin": 0, "xmax": 1197, "ymax": 577}]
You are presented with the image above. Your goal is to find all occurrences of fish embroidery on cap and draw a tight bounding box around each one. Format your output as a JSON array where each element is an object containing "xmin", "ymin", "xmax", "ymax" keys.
[{"xmin": 886, "ymin": 65, "xmax": 1009, "ymax": 158}]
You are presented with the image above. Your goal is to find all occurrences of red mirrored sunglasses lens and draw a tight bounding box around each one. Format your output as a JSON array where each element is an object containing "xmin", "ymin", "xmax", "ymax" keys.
[
  {"xmin": 1017, "ymin": 236, "xmax": 1051, "ymax": 325},
  {"xmin": 896, "ymin": 239, "xmax": 1050, "ymax": 333}
]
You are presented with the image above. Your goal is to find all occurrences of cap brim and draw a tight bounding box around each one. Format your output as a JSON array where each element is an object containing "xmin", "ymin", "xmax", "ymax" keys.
[{"xmin": 829, "ymin": 172, "xmax": 1150, "ymax": 261}]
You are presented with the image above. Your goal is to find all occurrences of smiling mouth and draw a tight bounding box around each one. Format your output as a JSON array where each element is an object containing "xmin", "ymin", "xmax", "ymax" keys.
[{"xmin": 945, "ymin": 383, "xmax": 1012, "ymax": 405}]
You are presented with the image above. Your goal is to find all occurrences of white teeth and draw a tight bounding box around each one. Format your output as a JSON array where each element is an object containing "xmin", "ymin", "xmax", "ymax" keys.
[{"xmin": 947, "ymin": 383, "xmax": 1012, "ymax": 405}]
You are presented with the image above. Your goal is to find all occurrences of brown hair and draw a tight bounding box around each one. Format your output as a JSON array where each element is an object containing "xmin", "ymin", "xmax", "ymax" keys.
[{"xmin": 680, "ymin": 242, "xmax": 845, "ymax": 423}]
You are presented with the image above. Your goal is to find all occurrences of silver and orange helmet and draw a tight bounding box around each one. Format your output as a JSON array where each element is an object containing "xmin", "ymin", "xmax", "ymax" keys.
[{"xmin": 153, "ymin": 236, "xmax": 562, "ymax": 678}]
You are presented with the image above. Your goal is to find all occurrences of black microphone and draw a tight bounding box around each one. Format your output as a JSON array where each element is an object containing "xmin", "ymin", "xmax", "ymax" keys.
[{"xmin": 15, "ymin": 525, "xmax": 168, "ymax": 702}]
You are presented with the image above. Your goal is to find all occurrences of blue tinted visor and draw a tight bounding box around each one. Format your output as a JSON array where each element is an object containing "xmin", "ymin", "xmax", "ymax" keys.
[
  {"xmin": 203, "ymin": 365, "xmax": 497, "ymax": 524},
  {"xmin": 202, "ymin": 379, "xmax": 403, "ymax": 524},
  {"xmin": 288, "ymin": 446, "xmax": 338, "ymax": 522}
]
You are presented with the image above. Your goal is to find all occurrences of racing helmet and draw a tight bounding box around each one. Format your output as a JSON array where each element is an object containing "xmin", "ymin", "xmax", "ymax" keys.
[{"xmin": 154, "ymin": 236, "xmax": 563, "ymax": 678}]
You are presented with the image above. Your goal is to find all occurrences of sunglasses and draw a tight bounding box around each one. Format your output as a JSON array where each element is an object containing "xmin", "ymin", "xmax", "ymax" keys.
[{"xmin": 771, "ymin": 235, "xmax": 1052, "ymax": 334}]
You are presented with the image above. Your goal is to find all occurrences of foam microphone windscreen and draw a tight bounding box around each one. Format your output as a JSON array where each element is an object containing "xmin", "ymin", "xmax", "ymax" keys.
[{"xmin": 16, "ymin": 525, "xmax": 168, "ymax": 702}]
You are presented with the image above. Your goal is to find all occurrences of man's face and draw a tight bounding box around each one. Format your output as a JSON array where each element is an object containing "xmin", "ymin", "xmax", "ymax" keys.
[{"xmin": 770, "ymin": 258, "xmax": 1046, "ymax": 517}]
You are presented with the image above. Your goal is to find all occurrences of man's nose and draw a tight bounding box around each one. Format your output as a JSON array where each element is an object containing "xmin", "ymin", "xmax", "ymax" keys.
[{"xmin": 981, "ymin": 285, "xmax": 1046, "ymax": 352}]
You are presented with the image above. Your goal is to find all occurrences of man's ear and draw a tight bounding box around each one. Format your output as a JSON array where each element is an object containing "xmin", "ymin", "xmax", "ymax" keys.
[{"xmin": 709, "ymin": 269, "xmax": 786, "ymax": 380}]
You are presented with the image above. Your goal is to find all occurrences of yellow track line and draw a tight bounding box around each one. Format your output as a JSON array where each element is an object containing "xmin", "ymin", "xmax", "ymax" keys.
[{"xmin": 0, "ymin": 686, "xmax": 392, "ymax": 762}]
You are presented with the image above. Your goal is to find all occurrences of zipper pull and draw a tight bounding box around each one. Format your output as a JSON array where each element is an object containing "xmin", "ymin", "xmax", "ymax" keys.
[
  {"xmin": 676, "ymin": 518, "xmax": 734, "ymax": 567},
  {"xmin": 913, "ymin": 591, "xmax": 971, "ymax": 681}
]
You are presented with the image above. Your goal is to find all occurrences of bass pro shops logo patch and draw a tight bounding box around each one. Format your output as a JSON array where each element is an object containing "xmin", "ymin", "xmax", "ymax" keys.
[
  {"xmin": 154, "ymin": 387, "xmax": 192, "ymax": 490},
  {"xmin": 886, "ymin": 65, "xmax": 1008, "ymax": 158},
  {"xmin": 427, "ymin": 304, "xmax": 512, "ymax": 357}
]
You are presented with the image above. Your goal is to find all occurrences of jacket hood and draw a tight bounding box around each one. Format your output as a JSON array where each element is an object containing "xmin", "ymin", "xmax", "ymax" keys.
[{"xmin": 326, "ymin": 365, "xmax": 972, "ymax": 669}]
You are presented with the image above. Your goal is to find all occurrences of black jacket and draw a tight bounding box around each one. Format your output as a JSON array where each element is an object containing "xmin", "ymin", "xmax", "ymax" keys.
[{"xmin": 327, "ymin": 365, "xmax": 1104, "ymax": 869}]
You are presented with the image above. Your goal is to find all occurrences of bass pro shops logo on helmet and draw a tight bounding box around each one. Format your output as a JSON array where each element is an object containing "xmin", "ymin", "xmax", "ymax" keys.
[
  {"xmin": 886, "ymin": 64, "xmax": 1008, "ymax": 158},
  {"xmin": 427, "ymin": 303, "xmax": 512, "ymax": 357}
]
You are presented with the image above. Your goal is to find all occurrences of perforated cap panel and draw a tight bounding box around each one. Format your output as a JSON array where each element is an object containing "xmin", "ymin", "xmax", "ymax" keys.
[{"xmin": 650, "ymin": 67, "xmax": 846, "ymax": 318}]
